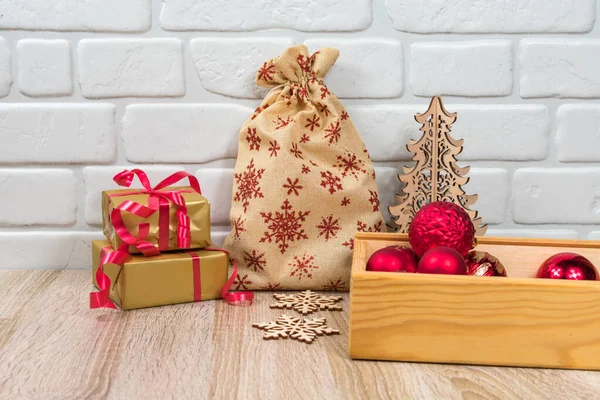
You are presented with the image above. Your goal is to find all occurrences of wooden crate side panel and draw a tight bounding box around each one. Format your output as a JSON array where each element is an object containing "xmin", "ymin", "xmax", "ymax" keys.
[
  {"xmin": 349, "ymin": 272, "xmax": 600, "ymax": 370},
  {"xmin": 354, "ymin": 233, "xmax": 600, "ymax": 278}
]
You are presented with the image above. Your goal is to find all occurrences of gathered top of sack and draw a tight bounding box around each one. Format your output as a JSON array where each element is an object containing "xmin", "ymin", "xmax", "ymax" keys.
[{"xmin": 255, "ymin": 44, "xmax": 339, "ymax": 88}]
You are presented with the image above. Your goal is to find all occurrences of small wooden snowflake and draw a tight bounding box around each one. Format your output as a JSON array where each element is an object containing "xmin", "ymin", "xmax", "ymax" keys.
[
  {"xmin": 270, "ymin": 290, "xmax": 343, "ymax": 315},
  {"xmin": 253, "ymin": 314, "xmax": 339, "ymax": 344}
]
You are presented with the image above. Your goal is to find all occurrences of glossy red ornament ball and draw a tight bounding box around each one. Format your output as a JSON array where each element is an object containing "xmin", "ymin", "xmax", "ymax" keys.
[
  {"xmin": 409, "ymin": 201, "xmax": 476, "ymax": 257},
  {"xmin": 366, "ymin": 246, "xmax": 418, "ymax": 273},
  {"xmin": 536, "ymin": 252, "xmax": 598, "ymax": 281},
  {"xmin": 465, "ymin": 251, "xmax": 507, "ymax": 277},
  {"xmin": 417, "ymin": 246, "xmax": 467, "ymax": 275}
]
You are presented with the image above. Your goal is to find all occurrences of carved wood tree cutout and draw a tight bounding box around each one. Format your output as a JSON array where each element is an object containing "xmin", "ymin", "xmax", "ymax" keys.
[{"xmin": 388, "ymin": 96, "xmax": 487, "ymax": 235}]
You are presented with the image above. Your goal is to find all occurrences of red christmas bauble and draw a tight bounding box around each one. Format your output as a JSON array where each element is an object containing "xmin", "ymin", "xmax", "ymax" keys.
[
  {"xmin": 536, "ymin": 252, "xmax": 598, "ymax": 281},
  {"xmin": 408, "ymin": 201, "xmax": 475, "ymax": 257},
  {"xmin": 417, "ymin": 246, "xmax": 467, "ymax": 275},
  {"xmin": 366, "ymin": 246, "xmax": 418, "ymax": 273},
  {"xmin": 465, "ymin": 251, "xmax": 507, "ymax": 277}
]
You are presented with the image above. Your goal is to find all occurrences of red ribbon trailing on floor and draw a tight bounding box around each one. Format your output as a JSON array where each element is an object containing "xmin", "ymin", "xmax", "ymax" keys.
[{"xmin": 207, "ymin": 247, "xmax": 254, "ymax": 307}]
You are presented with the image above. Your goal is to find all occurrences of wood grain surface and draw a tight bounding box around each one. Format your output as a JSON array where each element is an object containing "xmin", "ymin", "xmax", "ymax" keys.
[
  {"xmin": 350, "ymin": 233, "xmax": 600, "ymax": 371},
  {"xmin": 2, "ymin": 270, "xmax": 600, "ymax": 400}
]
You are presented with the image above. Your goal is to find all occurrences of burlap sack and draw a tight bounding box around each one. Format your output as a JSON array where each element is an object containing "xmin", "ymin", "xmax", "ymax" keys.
[{"xmin": 223, "ymin": 44, "xmax": 384, "ymax": 291}]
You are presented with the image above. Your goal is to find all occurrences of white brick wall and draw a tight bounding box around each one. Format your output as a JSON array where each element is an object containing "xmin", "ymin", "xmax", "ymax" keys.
[
  {"xmin": 410, "ymin": 41, "xmax": 513, "ymax": 97},
  {"xmin": 78, "ymin": 39, "xmax": 185, "ymax": 98},
  {"xmin": 1, "ymin": 0, "xmax": 600, "ymax": 269},
  {"xmin": 17, "ymin": 39, "xmax": 72, "ymax": 97},
  {"xmin": 190, "ymin": 38, "xmax": 295, "ymax": 99},
  {"xmin": 520, "ymin": 40, "xmax": 600, "ymax": 98},
  {"xmin": 386, "ymin": 0, "xmax": 595, "ymax": 33}
]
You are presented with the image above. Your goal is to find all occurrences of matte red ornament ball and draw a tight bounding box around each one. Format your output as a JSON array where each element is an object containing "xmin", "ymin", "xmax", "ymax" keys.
[
  {"xmin": 409, "ymin": 201, "xmax": 476, "ymax": 258},
  {"xmin": 417, "ymin": 246, "xmax": 467, "ymax": 275},
  {"xmin": 536, "ymin": 252, "xmax": 598, "ymax": 281},
  {"xmin": 366, "ymin": 246, "xmax": 418, "ymax": 273}
]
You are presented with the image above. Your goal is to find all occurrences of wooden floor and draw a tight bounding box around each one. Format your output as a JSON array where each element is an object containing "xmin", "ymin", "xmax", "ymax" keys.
[{"xmin": 2, "ymin": 270, "xmax": 600, "ymax": 399}]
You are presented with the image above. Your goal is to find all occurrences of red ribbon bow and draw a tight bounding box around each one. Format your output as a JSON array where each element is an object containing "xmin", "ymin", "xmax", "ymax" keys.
[
  {"xmin": 111, "ymin": 169, "xmax": 202, "ymax": 251},
  {"xmin": 90, "ymin": 169, "xmax": 253, "ymax": 309}
]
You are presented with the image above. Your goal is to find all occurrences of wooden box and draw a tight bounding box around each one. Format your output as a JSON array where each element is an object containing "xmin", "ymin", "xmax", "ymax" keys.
[{"xmin": 349, "ymin": 233, "xmax": 600, "ymax": 370}]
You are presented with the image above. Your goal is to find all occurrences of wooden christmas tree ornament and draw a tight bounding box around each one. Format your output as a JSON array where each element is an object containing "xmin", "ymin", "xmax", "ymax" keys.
[{"xmin": 388, "ymin": 96, "xmax": 487, "ymax": 235}]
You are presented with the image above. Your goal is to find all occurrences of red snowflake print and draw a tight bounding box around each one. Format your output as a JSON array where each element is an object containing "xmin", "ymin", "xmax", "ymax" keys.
[
  {"xmin": 305, "ymin": 115, "xmax": 321, "ymax": 131},
  {"xmin": 290, "ymin": 142, "xmax": 304, "ymax": 159},
  {"xmin": 309, "ymin": 160, "xmax": 318, "ymax": 167},
  {"xmin": 318, "ymin": 103, "xmax": 331, "ymax": 117},
  {"xmin": 297, "ymin": 84, "xmax": 309, "ymax": 101},
  {"xmin": 246, "ymin": 127, "xmax": 261, "ymax": 151},
  {"xmin": 343, "ymin": 220, "xmax": 383, "ymax": 250},
  {"xmin": 357, "ymin": 220, "xmax": 383, "ymax": 233},
  {"xmin": 301, "ymin": 164, "xmax": 311, "ymax": 174},
  {"xmin": 300, "ymin": 133, "xmax": 310, "ymax": 144},
  {"xmin": 234, "ymin": 274, "xmax": 252, "ymax": 290},
  {"xmin": 251, "ymin": 104, "xmax": 269, "ymax": 120},
  {"xmin": 333, "ymin": 151, "xmax": 367, "ymax": 180},
  {"xmin": 289, "ymin": 253, "xmax": 319, "ymax": 281},
  {"xmin": 368, "ymin": 190, "xmax": 380, "ymax": 212},
  {"xmin": 320, "ymin": 171, "xmax": 343, "ymax": 194},
  {"xmin": 262, "ymin": 282, "xmax": 282, "ymax": 290},
  {"xmin": 268, "ymin": 140, "xmax": 280, "ymax": 158},
  {"xmin": 297, "ymin": 54, "xmax": 311, "ymax": 72},
  {"xmin": 324, "ymin": 121, "xmax": 341, "ymax": 145},
  {"xmin": 322, "ymin": 278, "xmax": 347, "ymax": 291},
  {"xmin": 283, "ymin": 177, "xmax": 303, "ymax": 196},
  {"xmin": 233, "ymin": 216, "xmax": 246, "ymax": 239},
  {"xmin": 317, "ymin": 215, "xmax": 341, "ymax": 240},
  {"xmin": 258, "ymin": 62, "xmax": 275, "ymax": 82},
  {"xmin": 341, "ymin": 110, "xmax": 349, "ymax": 120},
  {"xmin": 260, "ymin": 200, "xmax": 310, "ymax": 254},
  {"xmin": 234, "ymin": 159, "xmax": 265, "ymax": 213},
  {"xmin": 309, "ymin": 71, "xmax": 319, "ymax": 84},
  {"xmin": 243, "ymin": 250, "xmax": 266, "ymax": 272},
  {"xmin": 342, "ymin": 238, "xmax": 354, "ymax": 249},
  {"xmin": 320, "ymin": 85, "xmax": 330, "ymax": 100},
  {"xmin": 280, "ymin": 92, "xmax": 293, "ymax": 107},
  {"xmin": 341, "ymin": 197, "xmax": 350, "ymax": 206},
  {"xmin": 274, "ymin": 115, "xmax": 293, "ymax": 130}
]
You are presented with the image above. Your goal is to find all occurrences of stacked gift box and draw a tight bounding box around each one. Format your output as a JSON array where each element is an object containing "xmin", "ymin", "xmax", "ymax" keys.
[{"xmin": 90, "ymin": 169, "xmax": 242, "ymax": 311}]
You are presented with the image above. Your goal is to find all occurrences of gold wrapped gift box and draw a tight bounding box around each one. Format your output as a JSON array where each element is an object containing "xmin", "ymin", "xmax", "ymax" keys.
[
  {"xmin": 102, "ymin": 186, "xmax": 211, "ymax": 254},
  {"xmin": 92, "ymin": 240, "xmax": 227, "ymax": 310}
]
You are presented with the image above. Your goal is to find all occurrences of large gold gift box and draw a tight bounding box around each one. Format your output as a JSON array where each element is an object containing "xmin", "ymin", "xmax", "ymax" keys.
[
  {"xmin": 102, "ymin": 186, "xmax": 211, "ymax": 254},
  {"xmin": 92, "ymin": 240, "xmax": 228, "ymax": 310}
]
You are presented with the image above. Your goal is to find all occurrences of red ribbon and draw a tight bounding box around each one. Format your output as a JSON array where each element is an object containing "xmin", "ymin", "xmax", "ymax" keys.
[
  {"xmin": 207, "ymin": 247, "xmax": 254, "ymax": 306},
  {"xmin": 110, "ymin": 169, "xmax": 202, "ymax": 251},
  {"xmin": 90, "ymin": 246, "xmax": 128, "ymax": 309},
  {"xmin": 91, "ymin": 246, "xmax": 253, "ymax": 309},
  {"xmin": 90, "ymin": 169, "xmax": 253, "ymax": 309},
  {"xmin": 189, "ymin": 252, "xmax": 202, "ymax": 302}
]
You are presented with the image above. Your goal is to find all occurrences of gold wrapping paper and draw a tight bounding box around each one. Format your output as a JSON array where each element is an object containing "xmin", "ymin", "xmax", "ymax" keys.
[
  {"xmin": 102, "ymin": 186, "xmax": 211, "ymax": 254},
  {"xmin": 92, "ymin": 240, "xmax": 227, "ymax": 310}
]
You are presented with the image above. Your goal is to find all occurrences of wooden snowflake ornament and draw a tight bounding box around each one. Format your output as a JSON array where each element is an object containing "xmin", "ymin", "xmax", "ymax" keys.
[
  {"xmin": 253, "ymin": 314, "xmax": 340, "ymax": 343},
  {"xmin": 270, "ymin": 290, "xmax": 343, "ymax": 315}
]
